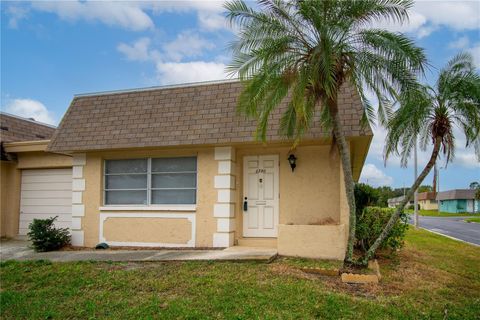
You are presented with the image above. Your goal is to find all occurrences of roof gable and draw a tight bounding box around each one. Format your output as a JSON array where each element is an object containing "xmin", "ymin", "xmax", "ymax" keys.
[{"xmin": 48, "ymin": 80, "xmax": 372, "ymax": 152}]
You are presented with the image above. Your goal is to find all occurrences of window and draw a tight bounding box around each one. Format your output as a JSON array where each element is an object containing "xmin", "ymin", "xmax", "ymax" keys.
[{"xmin": 104, "ymin": 157, "xmax": 197, "ymax": 205}]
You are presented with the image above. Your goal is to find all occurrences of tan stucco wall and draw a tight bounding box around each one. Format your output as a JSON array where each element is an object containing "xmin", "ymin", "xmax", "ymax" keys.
[
  {"xmin": 419, "ymin": 200, "xmax": 438, "ymax": 210},
  {"xmin": 277, "ymin": 224, "xmax": 346, "ymax": 260},
  {"xmin": 103, "ymin": 217, "xmax": 192, "ymax": 244},
  {"xmin": 234, "ymin": 144, "xmax": 342, "ymax": 239},
  {"xmin": 81, "ymin": 148, "xmax": 217, "ymax": 247},
  {"xmin": 16, "ymin": 152, "xmax": 72, "ymax": 169},
  {"xmin": 0, "ymin": 161, "xmax": 21, "ymax": 238}
]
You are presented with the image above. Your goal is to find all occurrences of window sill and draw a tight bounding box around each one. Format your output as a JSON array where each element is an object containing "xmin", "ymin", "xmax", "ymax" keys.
[{"xmin": 99, "ymin": 205, "xmax": 196, "ymax": 212}]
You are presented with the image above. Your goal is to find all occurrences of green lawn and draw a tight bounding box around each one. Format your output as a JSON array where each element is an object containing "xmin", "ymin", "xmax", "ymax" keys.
[
  {"xmin": 465, "ymin": 217, "xmax": 480, "ymax": 223},
  {"xmin": 1, "ymin": 229, "xmax": 479, "ymax": 319},
  {"xmin": 406, "ymin": 209, "xmax": 475, "ymax": 217}
]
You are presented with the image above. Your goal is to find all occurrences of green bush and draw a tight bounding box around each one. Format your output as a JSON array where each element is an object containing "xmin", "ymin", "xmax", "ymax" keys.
[
  {"xmin": 27, "ymin": 216, "xmax": 71, "ymax": 252},
  {"xmin": 354, "ymin": 183, "xmax": 379, "ymax": 215},
  {"xmin": 355, "ymin": 207, "xmax": 409, "ymax": 253}
]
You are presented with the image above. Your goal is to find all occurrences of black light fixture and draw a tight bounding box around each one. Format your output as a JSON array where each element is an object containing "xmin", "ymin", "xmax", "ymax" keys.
[{"xmin": 288, "ymin": 154, "xmax": 297, "ymax": 172}]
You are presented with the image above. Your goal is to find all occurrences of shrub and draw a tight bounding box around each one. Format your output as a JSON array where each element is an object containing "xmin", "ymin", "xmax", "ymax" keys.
[
  {"xmin": 27, "ymin": 216, "xmax": 71, "ymax": 252},
  {"xmin": 355, "ymin": 207, "xmax": 409, "ymax": 253},
  {"xmin": 354, "ymin": 183, "xmax": 379, "ymax": 215}
]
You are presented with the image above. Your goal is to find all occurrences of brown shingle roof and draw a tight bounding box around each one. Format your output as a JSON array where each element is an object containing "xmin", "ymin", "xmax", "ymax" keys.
[
  {"xmin": 418, "ymin": 192, "xmax": 437, "ymax": 201},
  {"xmin": 436, "ymin": 189, "xmax": 476, "ymax": 201},
  {"xmin": 48, "ymin": 80, "xmax": 372, "ymax": 152},
  {"xmin": 0, "ymin": 113, "xmax": 56, "ymax": 143}
]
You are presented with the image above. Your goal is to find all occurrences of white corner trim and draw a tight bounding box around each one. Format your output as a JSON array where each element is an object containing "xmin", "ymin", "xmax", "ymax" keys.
[
  {"xmin": 72, "ymin": 165, "xmax": 83, "ymax": 179},
  {"xmin": 72, "ymin": 153, "xmax": 86, "ymax": 166},
  {"xmin": 214, "ymin": 146, "xmax": 235, "ymax": 161},
  {"xmin": 71, "ymin": 217, "xmax": 82, "ymax": 230},
  {"xmin": 217, "ymin": 218, "xmax": 236, "ymax": 232},
  {"xmin": 214, "ymin": 175, "xmax": 235, "ymax": 189},
  {"xmin": 72, "ymin": 204, "xmax": 85, "ymax": 217},
  {"xmin": 213, "ymin": 203, "xmax": 235, "ymax": 218},
  {"xmin": 217, "ymin": 189, "xmax": 236, "ymax": 203},
  {"xmin": 213, "ymin": 232, "xmax": 234, "ymax": 247},
  {"xmin": 99, "ymin": 212, "xmax": 196, "ymax": 247},
  {"xmin": 72, "ymin": 179, "xmax": 85, "ymax": 191},
  {"xmin": 71, "ymin": 230, "xmax": 84, "ymax": 246},
  {"xmin": 99, "ymin": 205, "xmax": 196, "ymax": 212},
  {"xmin": 72, "ymin": 191, "xmax": 83, "ymax": 204},
  {"xmin": 218, "ymin": 160, "xmax": 234, "ymax": 175}
]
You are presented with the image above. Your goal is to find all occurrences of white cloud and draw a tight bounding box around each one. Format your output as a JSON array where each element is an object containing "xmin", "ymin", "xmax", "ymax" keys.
[
  {"xmin": 448, "ymin": 36, "xmax": 470, "ymax": 49},
  {"xmin": 4, "ymin": 99, "xmax": 56, "ymax": 125},
  {"xmin": 467, "ymin": 43, "xmax": 480, "ymax": 68},
  {"xmin": 6, "ymin": 4, "xmax": 29, "ymax": 29},
  {"xmin": 156, "ymin": 61, "xmax": 227, "ymax": 85},
  {"xmin": 455, "ymin": 153, "xmax": 480, "ymax": 168},
  {"xmin": 31, "ymin": 1, "xmax": 154, "ymax": 31},
  {"xmin": 117, "ymin": 37, "xmax": 153, "ymax": 61},
  {"xmin": 360, "ymin": 164, "xmax": 394, "ymax": 186},
  {"xmin": 163, "ymin": 31, "xmax": 215, "ymax": 62}
]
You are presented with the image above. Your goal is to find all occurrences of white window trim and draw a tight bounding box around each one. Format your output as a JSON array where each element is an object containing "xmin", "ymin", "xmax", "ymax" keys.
[
  {"xmin": 103, "ymin": 157, "xmax": 197, "ymax": 206},
  {"xmin": 99, "ymin": 205, "xmax": 196, "ymax": 212}
]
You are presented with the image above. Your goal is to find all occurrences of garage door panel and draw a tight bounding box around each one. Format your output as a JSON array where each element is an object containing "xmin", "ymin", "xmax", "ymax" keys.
[
  {"xmin": 22, "ymin": 174, "xmax": 72, "ymax": 183},
  {"xmin": 21, "ymin": 190, "xmax": 72, "ymax": 199},
  {"xmin": 21, "ymin": 205, "xmax": 72, "ymax": 214},
  {"xmin": 20, "ymin": 219, "xmax": 71, "ymax": 231},
  {"xmin": 20, "ymin": 198, "xmax": 72, "ymax": 206},
  {"xmin": 20, "ymin": 182, "xmax": 72, "ymax": 191},
  {"xmin": 19, "ymin": 169, "xmax": 72, "ymax": 236},
  {"xmin": 22, "ymin": 169, "xmax": 72, "ymax": 176}
]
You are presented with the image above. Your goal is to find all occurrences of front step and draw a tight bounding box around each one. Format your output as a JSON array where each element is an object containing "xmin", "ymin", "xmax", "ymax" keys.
[{"xmin": 237, "ymin": 237, "xmax": 277, "ymax": 248}]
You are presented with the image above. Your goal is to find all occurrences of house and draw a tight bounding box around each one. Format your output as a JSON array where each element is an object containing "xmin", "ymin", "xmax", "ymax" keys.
[
  {"xmin": 0, "ymin": 113, "xmax": 73, "ymax": 237},
  {"xmin": 1, "ymin": 80, "xmax": 372, "ymax": 260},
  {"xmin": 436, "ymin": 189, "xmax": 479, "ymax": 213},
  {"xmin": 417, "ymin": 192, "xmax": 438, "ymax": 210},
  {"xmin": 387, "ymin": 195, "xmax": 414, "ymax": 208}
]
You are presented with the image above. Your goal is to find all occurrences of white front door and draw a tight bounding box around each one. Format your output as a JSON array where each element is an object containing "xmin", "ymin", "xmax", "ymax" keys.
[{"xmin": 243, "ymin": 155, "xmax": 279, "ymax": 237}]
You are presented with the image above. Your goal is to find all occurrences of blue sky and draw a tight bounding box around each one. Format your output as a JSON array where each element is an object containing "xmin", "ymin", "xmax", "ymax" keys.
[{"xmin": 1, "ymin": 0, "xmax": 479, "ymax": 190}]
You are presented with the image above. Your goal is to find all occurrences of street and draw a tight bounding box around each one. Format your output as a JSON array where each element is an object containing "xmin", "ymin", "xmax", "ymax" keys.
[{"xmin": 409, "ymin": 215, "xmax": 480, "ymax": 246}]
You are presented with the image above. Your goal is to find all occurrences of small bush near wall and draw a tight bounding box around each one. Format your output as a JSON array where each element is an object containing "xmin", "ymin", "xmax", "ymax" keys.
[
  {"xmin": 28, "ymin": 217, "xmax": 71, "ymax": 252},
  {"xmin": 355, "ymin": 207, "xmax": 409, "ymax": 253}
]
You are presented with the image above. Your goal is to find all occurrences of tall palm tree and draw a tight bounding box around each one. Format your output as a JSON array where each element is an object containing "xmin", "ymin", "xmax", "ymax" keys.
[
  {"xmin": 363, "ymin": 52, "xmax": 480, "ymax": 264},
  {"xmin": 224, "ymin": 0, "xmax": 427, "ymax": 261}
]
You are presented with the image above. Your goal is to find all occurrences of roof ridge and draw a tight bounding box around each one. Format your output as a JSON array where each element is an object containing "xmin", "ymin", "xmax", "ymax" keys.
[
  {"xmin": 74, "ymin": 78, "xmax": 240, "ymax": 98},
  {"xmin": 0, "ymin": 112, "xmax": 57, "ymax": 129}
]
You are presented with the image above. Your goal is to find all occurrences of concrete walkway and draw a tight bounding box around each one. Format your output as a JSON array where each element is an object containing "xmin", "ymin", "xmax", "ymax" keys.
[{"xmin": 0, "ymin": 240, "xmax": 277, "ymax": 262}]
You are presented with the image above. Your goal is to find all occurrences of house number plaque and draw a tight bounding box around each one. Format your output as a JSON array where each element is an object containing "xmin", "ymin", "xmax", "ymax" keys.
[{"xmin": 255, "ymin": 169, "xmax": 266, "ymax": 173}]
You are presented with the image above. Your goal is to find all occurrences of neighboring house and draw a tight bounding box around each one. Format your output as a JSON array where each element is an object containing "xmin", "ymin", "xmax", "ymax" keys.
[
  {"xmin": 0, "ymin": 113, "xmax": 72, "ymax": 237},
  {"xmin": 417, "ymin": 192, "xmax": 438, "ymax": 210},
  {"xmin": 436, "ymin": 189, "xmax": 479, "ymax": 213},
  {"xmin": 1, "ymin": 80, "xmax": 372, "ymax": 260},
  {"xmin": 387, "ymin": 195, "xmax": 414, "ymax": 208}
]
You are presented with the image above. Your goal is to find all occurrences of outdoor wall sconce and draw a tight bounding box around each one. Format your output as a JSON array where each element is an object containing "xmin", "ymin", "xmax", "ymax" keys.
[{"xmin": 288, "ymin": 154, "xmax": 297, "ymax": 172}]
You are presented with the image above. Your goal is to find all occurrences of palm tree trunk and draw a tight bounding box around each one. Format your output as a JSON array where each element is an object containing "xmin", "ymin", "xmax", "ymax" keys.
[
  {"xmin": 328, "ymin": 98, "xmax": 357, "ymax": 263},
  {"xmin": 360, "ymin": 137, "xmax": 442, "ymax": 265}
]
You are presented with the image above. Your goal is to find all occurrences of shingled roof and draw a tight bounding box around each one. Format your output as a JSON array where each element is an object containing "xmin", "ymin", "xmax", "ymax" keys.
[
  {"xmin": 436, "ymin": 189, "xmax": 476, "ymax": 201},
  {"xmin": 48, "ymin": 80, "xmax": 372, "ymax": 153},
  {"xmin": 0, "ymin": 113, "xmax": 56, "ymax": 143}
]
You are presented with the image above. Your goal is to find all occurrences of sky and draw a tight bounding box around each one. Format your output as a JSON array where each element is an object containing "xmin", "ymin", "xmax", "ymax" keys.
[{"xmin": 1, "ymin": 0, "xmax": 479, "ymax": 191}]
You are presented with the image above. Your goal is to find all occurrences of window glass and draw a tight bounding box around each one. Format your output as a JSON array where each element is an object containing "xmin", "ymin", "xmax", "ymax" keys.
[
  {"xmin": 105, "ymin": 175, "xmax": 147, "ymax": 189},
  {"xmin": 151, "ymin": 189, "xmax": 196, "ymax": 204},
  {"xmin": 105, "ymin": 159, "xmax": 147, "ymax": 174},
  {"xmin": 105, "ymin": 190, "xmax": 147, "ymax": 205},
  {"xmin": 151, "ymin": 173, "xmax": 196, "ymax": 189},
  {"xmin": 152, "ymin": 157, "xmax": 196, "ymax": 172}
]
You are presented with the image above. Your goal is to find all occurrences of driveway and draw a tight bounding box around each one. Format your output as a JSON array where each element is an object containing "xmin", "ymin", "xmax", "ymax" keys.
[{"xmin": 410, "ymin": 215, "xmax": 480, "ymax": 246}]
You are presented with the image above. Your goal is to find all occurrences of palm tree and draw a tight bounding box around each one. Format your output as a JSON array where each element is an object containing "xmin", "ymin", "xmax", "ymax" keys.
[
  {"xmin": 224, "ymin": 0, "xmax": 427, "ymax": 262},
  {"xmin": 363, "ymin": 52, "xmax": 480, "ymax": 264}
]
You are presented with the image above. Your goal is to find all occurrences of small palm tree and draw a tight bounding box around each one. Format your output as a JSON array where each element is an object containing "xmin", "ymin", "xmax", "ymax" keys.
[
  {"xmin": 363, "ymin": 52, "xmax": 480, "ymax": 263},
  {"xmin": 224, "ymin": 0, "xmax": 427, "ymax": 261}
]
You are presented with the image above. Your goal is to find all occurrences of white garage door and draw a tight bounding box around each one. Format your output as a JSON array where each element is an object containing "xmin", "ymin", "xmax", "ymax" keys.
[{"xmin": 19, "ymin": 168, "xmax": 72, "ymax": 235}]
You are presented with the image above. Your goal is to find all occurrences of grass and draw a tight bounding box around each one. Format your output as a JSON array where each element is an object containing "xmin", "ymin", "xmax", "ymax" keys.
[
  {"xmin": 465, "ymin": 217, "xmax": 480, "ymax": 223},
  {"xmin": 406, "ymin": 209, "xmax": 475, "ymax": 217},
  {"xmin": 1, "ymin": 229, "xmax": 479, "ymax": 319}
]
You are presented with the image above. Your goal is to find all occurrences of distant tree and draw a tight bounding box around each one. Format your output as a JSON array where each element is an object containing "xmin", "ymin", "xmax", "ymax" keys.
[
  {"xmin": 469, "ymin": 181, "xmax": 479, "ymax": 190},
  {"xmin": 418, "ymin": 185, "xmax": 433, "ymax": 193}
]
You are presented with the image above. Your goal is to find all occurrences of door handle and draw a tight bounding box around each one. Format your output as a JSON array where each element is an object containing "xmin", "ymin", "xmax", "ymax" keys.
[{"xmin": 243, "ymin": 197, "xmax": 248, "ymax": 211}]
